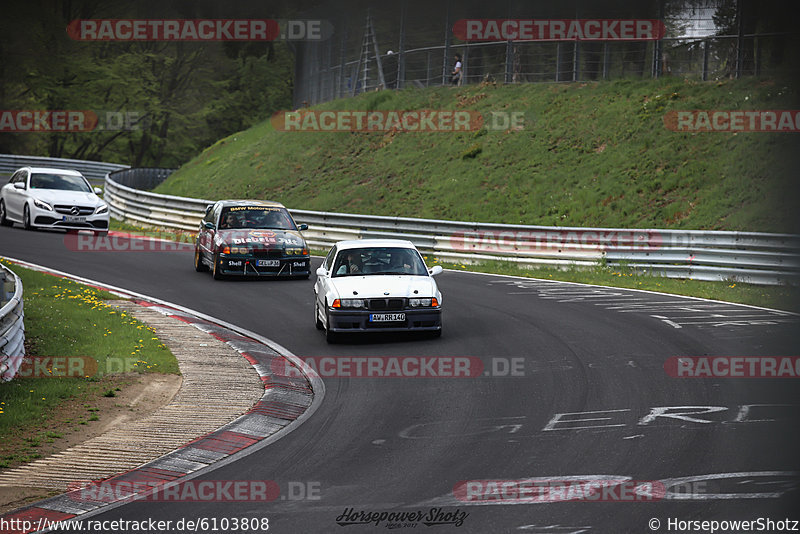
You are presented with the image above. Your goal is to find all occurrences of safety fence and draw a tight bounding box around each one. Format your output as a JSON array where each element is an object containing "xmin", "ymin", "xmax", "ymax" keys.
[
  {"xmin": 0, "ymin": 263, "xmax": 25, "ymax": 381},
  {"xmin": 104, "ymin": 173, "xmax": 800, "ymax": 286}
]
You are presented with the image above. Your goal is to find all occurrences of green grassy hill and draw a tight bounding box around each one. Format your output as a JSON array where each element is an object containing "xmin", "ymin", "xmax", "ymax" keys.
[{"xmin": 155, "ymin": 78, "xmax": 800, "ymax": 232}]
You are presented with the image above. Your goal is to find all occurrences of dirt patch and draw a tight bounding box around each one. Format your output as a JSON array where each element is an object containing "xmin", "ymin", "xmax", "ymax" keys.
[{"xmin": 0, "ymin": 373, "xmax": 181, "ymax": 513}]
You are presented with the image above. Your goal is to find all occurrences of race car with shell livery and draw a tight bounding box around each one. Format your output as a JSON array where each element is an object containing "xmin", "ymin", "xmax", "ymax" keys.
[{"xmin": 194, "ymin": 200, "xmax": 310, "ymax": 280}]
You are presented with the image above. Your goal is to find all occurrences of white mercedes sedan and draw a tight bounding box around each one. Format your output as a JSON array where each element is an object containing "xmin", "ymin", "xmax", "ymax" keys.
[
  {"xmin": 0, "ymin": 167, "xmax": 109, "ymax": 235},
  {"xmin": 314, "ymin": 239, "xmax": 443, "ymax": 342}
]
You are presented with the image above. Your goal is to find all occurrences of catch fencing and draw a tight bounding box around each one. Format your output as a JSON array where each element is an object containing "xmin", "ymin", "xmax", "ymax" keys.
[{"xmin": 104, "ymin": 172, "xmax": 800, "ymax": 286}]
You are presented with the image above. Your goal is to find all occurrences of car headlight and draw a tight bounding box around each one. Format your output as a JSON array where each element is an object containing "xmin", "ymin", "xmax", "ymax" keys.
[
  {"xmin": 33, "ymin": 198, "xmax": 53, "ymax": 211},
  {"xmin": 332, "ymin": 299, "xmax": 365, "ymax": 308},
  {"xmin": 285, "ymin": 248, "xmax": 308, "ymax": 256},
  {"xmin": 222, "ymin": 246, "xmax": 247, "ymax": 254},
  {"xmin": 409, "ymin": 298, "xmax": 439, "ymax": 307},
  {"xmin": 95, "ymin": 204, "xmax": 108, "ymax": 215}
]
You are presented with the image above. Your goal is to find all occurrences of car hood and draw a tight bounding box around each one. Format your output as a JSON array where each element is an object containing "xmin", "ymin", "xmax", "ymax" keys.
[
  {"xmin": 214, "ymin": 228, "xmax": 306, "ymax": 248},
  {"xmin": 329, "ymin": 275, "xmax": 437, "ymax": 298},
  {"xmin": 29, "ymin": 190, "xmax": 102, "ymax": 206}
]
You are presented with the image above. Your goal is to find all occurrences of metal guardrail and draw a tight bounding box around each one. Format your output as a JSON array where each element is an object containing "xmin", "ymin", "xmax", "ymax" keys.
[
  {"xmin": 104, "ymin": 174, "xmax": 800, "ymax": 286},
  {"xmin": 0, "ymin": 263, "xmax": 25, "ymax": 381},
  {"xmin": 0, "ymin": 154, "xmax": 129, "ymax": 186}
]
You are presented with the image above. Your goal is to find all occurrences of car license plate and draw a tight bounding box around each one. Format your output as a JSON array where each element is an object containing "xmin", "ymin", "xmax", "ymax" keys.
[
  {"xmin": 256, "ymin": 259, "xmax": 280, "ymax": 267},
  {"xmin": 62, "ymin": 215, "xmax": 86, "ymax": 223},
  {"xmin": 369, "ymin": 313, "xmax": 405, "ymax": 322}
]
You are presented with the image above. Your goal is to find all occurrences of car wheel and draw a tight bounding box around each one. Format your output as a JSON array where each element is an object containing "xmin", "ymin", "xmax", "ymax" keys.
[
  {"xmin": 194, "ymin": 247, "xmax": 208, "ymax": 272},
  {"xmin": 212, "ymin": 252, "xmax": 224, "ymax": 280},
  {"xmin": 314, "ymin": 300, "xmax": 324, "ymax": 330},
  {"xmin": 0, "ymin": 200, "xmax": 11, "ymax": 227},
  {"xmin": 22, "ymin": 204, "xmax": 32, "ymax": 230},
  {"xmin": 325, "ymin": 309, "xmax": 337, "ymax": 343},
  {"xmin": 432, "ymin": 328, "xmax": 442, "ymax": 338},
  {"xmin": 94, "ymin": 230, "xmax": 108, "ymax": 237}
]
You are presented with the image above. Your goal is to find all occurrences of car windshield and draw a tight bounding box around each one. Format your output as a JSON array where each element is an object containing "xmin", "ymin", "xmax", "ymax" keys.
[
  {"xmin": 218, "ymin": 206, "xmax": 297, "ymax": 230},
  {"xmin": 332, "ymin": 247, "xmax": 428, "ymax": 277},
  {"xmin": 29, "ymin": 173, "xmax": 91, "ymax": 192}
]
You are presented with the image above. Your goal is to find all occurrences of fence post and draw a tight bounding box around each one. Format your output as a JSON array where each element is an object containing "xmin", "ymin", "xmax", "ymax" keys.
[
  {"xmin": 505, "ymin": 40, "xmax": 513, "ymax": 83},
  {"xmin": 572, "ymin": 42, "xmax": 579, "ymax": 81},
  {"xmin": 736, "ymin": 0, "xmax": 744, "ymax": 78},
  {"xmin": 397, "ymin": 0, "xmax": 407, "ymax": 89},
  {"xmin": 602, "ymin": 42, "xmax": 609, "ymax": 79},
  {"xmin": 442, "ymin": 0, "xmax": 451, "ymax": 85},
  {"xmin": 556, "ymin": 42, "xmax": 562, "ymax": 81},
  {"xmin": 754, "ymin": 36, "xmax": 760, "ymax": 76},
  {"xmin": 702, "ymin": 38, "xmax": 709, "ymax": 81},
  {"xmin": 337, "ymin": 18, "xmax": 347, "ymax": 99}
]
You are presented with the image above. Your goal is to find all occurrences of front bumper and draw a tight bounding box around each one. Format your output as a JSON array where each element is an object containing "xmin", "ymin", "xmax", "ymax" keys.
[
  {"xmin": 217, "ymin": 255, "xmax": 311, "ymax": 277},
  {"xmin": 32, "ymin": 208, "xmax": 109, "ymax": 231},
  {"xmin": 328, "ymin": 308, "xmax": 442, "ymax": 333}
]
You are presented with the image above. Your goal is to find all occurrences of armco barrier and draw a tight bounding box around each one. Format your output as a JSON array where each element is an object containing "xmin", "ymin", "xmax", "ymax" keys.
[
  {"xmin": 0, "ymin": 263, "xmax": 24, "ymax": 381},
  {"xmin": 0, "ymin": 154, "xmax": 129, "ymax": 185},
  {"xmin": 104, "ymin": 174, "xmax": 800, "ymax": 286}
]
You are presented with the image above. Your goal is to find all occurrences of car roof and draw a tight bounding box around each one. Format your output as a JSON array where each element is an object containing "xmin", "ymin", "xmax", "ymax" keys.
[
  {"xmin": 334, "ymin": 239, "xmax": 418, "ymax": 251},
  {"xmin": 24, "ymin": 167, "xmax": 85, "ymax": 176},
  {"xmin": 215, "ymin": 199, "xmax": 286, "ymax": 208}
]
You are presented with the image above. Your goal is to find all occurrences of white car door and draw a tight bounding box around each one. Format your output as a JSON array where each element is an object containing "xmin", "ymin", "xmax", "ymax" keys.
[
  {"xmin": 5, "ymin": 170, "xmax": 28, "ymax": 220},
  {"xmin": 315, "ymin": 246, "xmax": 337, "ymax": 312}
]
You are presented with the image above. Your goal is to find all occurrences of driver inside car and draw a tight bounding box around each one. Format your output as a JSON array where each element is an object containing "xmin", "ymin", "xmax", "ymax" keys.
[{"xmin": 335, "ymin": 252, "xmax": 363, "ymax": 275}]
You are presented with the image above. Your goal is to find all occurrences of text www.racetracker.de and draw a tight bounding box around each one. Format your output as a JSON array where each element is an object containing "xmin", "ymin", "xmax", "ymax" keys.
[{"xmin": 1, "ymin": 516, "xmax": 271, "ymax": 532}]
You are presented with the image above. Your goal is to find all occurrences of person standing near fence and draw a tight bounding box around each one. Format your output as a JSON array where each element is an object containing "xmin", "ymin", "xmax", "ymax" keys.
[{"xmin": 451, "ymin": 54, "xmax": 462, "ymax": 86}]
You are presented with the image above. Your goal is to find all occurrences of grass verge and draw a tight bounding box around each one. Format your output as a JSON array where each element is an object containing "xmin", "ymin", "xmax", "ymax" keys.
[{"xmin": 0, "ymin": 259, "xmax": 179, "ymax": 467}]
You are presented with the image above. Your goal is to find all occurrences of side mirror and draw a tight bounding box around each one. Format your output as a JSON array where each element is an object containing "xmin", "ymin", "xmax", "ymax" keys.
[
  {"xmin": 93, "ymin": 187, "xmax": 103, "ymax": 195},
  {"xmin": 297, "ymin": 223, "xmax": 308, "ymax": 231},
  {"xmin": 315, "ymin": 267, "xmax": 328, "ymax": 277},
  {"xmin": 203, "ymin": 221, "xmax": 215, "ymax": 230},
  {"xmin": 205, "ymin": 204, "xmax": 214, "ymax": 215},
  {"xmin": 429, "ymin": 265, "xmax": 443, "ymax": 276},
  {"xmin": 13, "ymin": 182, "xmax": 25, "ymax": 190}
]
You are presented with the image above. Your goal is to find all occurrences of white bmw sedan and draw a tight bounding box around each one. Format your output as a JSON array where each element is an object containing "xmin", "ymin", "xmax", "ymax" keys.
[
  {"xmin": 314, "ymin": 239, "xmax": 443, "ymax": 342},
  {"xmin": 0, "ymin": 167, "xmax": 109, "ymax": 235}
]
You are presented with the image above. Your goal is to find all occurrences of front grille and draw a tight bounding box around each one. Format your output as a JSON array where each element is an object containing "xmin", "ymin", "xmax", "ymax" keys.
[
  {"xmin": 366, "ymin": 298, "xmax": 405, "ymax": 311},
  {"xmin": 54, "ymin": 205, "xmax": 95, "ymax": 216},
  {"xmin": 251, "ymin": 248, "xmax": 282, "ymax": 259}
]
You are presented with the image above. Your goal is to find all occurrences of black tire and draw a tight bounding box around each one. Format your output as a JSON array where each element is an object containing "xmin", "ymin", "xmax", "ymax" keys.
[
  {"xmin": 314, "ymin": 300, "xmax": 324, "ymax": 330},
  {"xmin": 94, "ymin": 230, "xmax": 108, "ymax": 237},
  {"xmin": 194, "ymin": 247, "xmax": 208, "ymax": 272},
  {"xmin": 0, "ymin": 200, "xmax": 11, "ymax": 227},
  {"xmin": 212, "ymin": 253, "xmax": 224, "ymax": 280},
  {"xmin": 432, "ymin": 328, "xmax": 442, "ymax": 338},
  {"xmin": 22, "ymin": 204, "xmax": 32, "ymax": 230},
  {"xmin": 325, "ymin": 309, "xmax": 337, "ymax": 343}
]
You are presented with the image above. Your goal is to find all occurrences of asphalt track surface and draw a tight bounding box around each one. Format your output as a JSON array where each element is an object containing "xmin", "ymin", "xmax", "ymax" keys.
[{"xmin": 2, "ymin": 225, "xmax": 799, "ymax": 534}]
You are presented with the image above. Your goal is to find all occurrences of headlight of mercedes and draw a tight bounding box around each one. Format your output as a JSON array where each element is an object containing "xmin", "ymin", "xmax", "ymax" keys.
[
  {"xmin": 95, "ymin": 204, "xmax": 108, "ymax": 215},
  {"xmin": 33, "ymin": 198, "xmax": 53, "ymax": 211}
]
